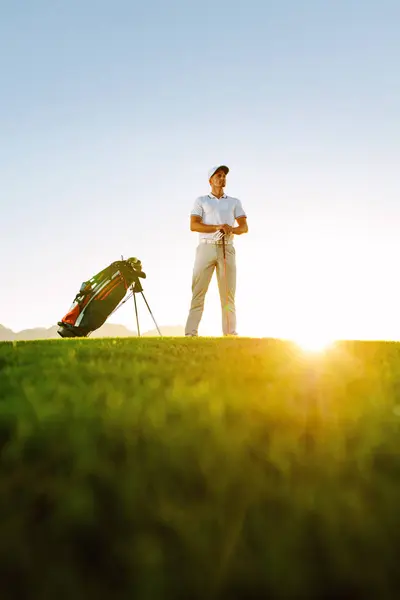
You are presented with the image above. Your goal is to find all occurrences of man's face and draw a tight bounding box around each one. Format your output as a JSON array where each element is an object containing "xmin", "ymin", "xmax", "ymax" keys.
[{"xmin": 210, "ymin": 169, "xmax": 227, "ymax": 188}]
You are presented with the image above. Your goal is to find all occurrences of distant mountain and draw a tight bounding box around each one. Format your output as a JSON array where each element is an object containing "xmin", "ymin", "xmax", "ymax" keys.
[
  {"xmin": 0, "ymin": 325, "xmax": 16, "ymax": 342},
  {"xmin": 0, "ymin": 323, "xmax": 185, "ymax": 342}
]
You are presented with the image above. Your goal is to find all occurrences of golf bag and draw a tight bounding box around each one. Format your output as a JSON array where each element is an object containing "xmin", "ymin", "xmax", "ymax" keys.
[{"xmin": 57, "ymin": 257, "xmax": 146, "ymax": 338}]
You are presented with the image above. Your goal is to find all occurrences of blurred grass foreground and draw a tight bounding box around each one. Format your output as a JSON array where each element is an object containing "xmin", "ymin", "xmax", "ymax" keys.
[{"xmin": 1, "ymin": 336, "xmax": 400, "ymax": 599}]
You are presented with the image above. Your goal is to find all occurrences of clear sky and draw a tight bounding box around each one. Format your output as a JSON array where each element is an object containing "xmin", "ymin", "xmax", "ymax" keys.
[{"xmin": 1, "ymin": 0, "xmax": 400, "ymax": 344}]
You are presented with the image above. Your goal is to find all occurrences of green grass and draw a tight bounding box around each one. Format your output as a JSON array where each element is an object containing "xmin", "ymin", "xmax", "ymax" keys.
[{"xmin": 1, "ymin": 336, "xmax": 400, "ymax": 599}]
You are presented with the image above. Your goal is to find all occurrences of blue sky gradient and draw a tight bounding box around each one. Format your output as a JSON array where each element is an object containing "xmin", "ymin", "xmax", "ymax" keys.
[{"xmin": 1, "ymin": 0, "xmax": 400, "ymax": 340}]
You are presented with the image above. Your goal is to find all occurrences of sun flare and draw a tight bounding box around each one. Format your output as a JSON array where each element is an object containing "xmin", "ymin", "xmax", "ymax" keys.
[{"xmin": 292, "ymin": 334, "xmax": 336, "ymax": 353}]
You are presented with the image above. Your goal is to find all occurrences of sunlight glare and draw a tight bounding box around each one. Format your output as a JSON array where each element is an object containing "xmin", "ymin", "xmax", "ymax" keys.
[{"xmin": 292, "ymin": 334, "xmax": 335, "ymax": 353}]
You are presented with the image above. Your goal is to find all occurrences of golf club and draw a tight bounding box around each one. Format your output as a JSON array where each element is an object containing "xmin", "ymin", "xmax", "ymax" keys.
[{"xmin": 220, "ymin": 229, "xmax": 230, "ymax": 335}]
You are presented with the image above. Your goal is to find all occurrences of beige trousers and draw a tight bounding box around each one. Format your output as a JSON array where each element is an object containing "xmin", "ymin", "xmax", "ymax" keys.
[{"xmin": 185, "ymin": 242, "xmax": 237, "ymax": 336}]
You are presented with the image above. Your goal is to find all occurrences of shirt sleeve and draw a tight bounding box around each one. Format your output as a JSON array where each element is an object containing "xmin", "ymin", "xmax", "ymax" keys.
[
  {"xmin": 190, "ymin": 196, "xmax": 204, "ymax": 218},
  {"xmin": 234, "ymin": 198, "xmax": 247, "ymax": 219}
]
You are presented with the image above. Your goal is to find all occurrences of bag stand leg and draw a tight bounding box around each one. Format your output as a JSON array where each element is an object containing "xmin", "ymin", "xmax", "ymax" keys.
[
  {"xmin": 139, "ymin": 291, "xmax": 162, "ymax": 336},
  {"xmin": 133, "ymin": 291, "xmax": 141, "ymax": 337},
  {"xmin": 128, "ymin": 283, "xmax": 162, "ymax": 337}
]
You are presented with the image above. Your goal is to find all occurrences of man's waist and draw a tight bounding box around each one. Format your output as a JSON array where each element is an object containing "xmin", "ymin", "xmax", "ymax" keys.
[{"xmin": 199, "ymin": 238, "xmax": 233, "ymax": 245}]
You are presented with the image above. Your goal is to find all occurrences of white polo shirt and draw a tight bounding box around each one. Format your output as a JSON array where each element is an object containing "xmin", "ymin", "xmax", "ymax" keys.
[{"xmin": 190, "ymin": 193, "xmax": 247, "ymax": 244}]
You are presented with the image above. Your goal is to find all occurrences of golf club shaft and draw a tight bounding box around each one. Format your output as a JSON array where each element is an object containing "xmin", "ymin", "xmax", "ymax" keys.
[{"xmin": 222, "ymin": 235, "xmax": 230, "ymax": 334}]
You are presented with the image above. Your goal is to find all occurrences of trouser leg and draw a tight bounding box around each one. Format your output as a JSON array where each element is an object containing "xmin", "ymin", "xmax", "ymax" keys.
[
  {"xmin": 185, "ymin": 244, "xmax": 216, "ymax": 336},
  {"xmin": 216, "ymin": 244, "xmax": 237, "ymax": 335}
]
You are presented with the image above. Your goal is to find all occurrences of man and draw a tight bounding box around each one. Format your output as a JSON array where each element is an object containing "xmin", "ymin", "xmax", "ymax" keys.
[{"xmin": 185, "ymin": 164, "xmax": 248, "ymax": 337}]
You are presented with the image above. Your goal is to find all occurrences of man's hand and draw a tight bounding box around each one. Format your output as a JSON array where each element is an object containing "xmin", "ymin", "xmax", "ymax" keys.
[{"xmin": 220, "ymin": 224, "xmax": 233, "ymax": 235}]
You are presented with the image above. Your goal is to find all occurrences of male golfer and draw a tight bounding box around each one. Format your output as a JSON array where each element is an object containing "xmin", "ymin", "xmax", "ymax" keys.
[{"xmin": 185, "ymin": 165, "xmax": 248, "ymax": 337}]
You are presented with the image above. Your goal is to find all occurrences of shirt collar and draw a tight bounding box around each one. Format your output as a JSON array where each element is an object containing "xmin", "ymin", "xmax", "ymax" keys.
[{"xmin": 208, "ymin": 193, "xmax": 227, "ymax": 199}]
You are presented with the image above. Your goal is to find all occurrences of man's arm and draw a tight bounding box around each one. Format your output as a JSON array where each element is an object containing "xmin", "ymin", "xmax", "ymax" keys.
[
  {"xmin": 190, "ymin": 215, "xmax": 220, "ymax": 233},
  {"xmin": 232, "ymin": 216, "xmax": 248, "ymax": 235}
]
